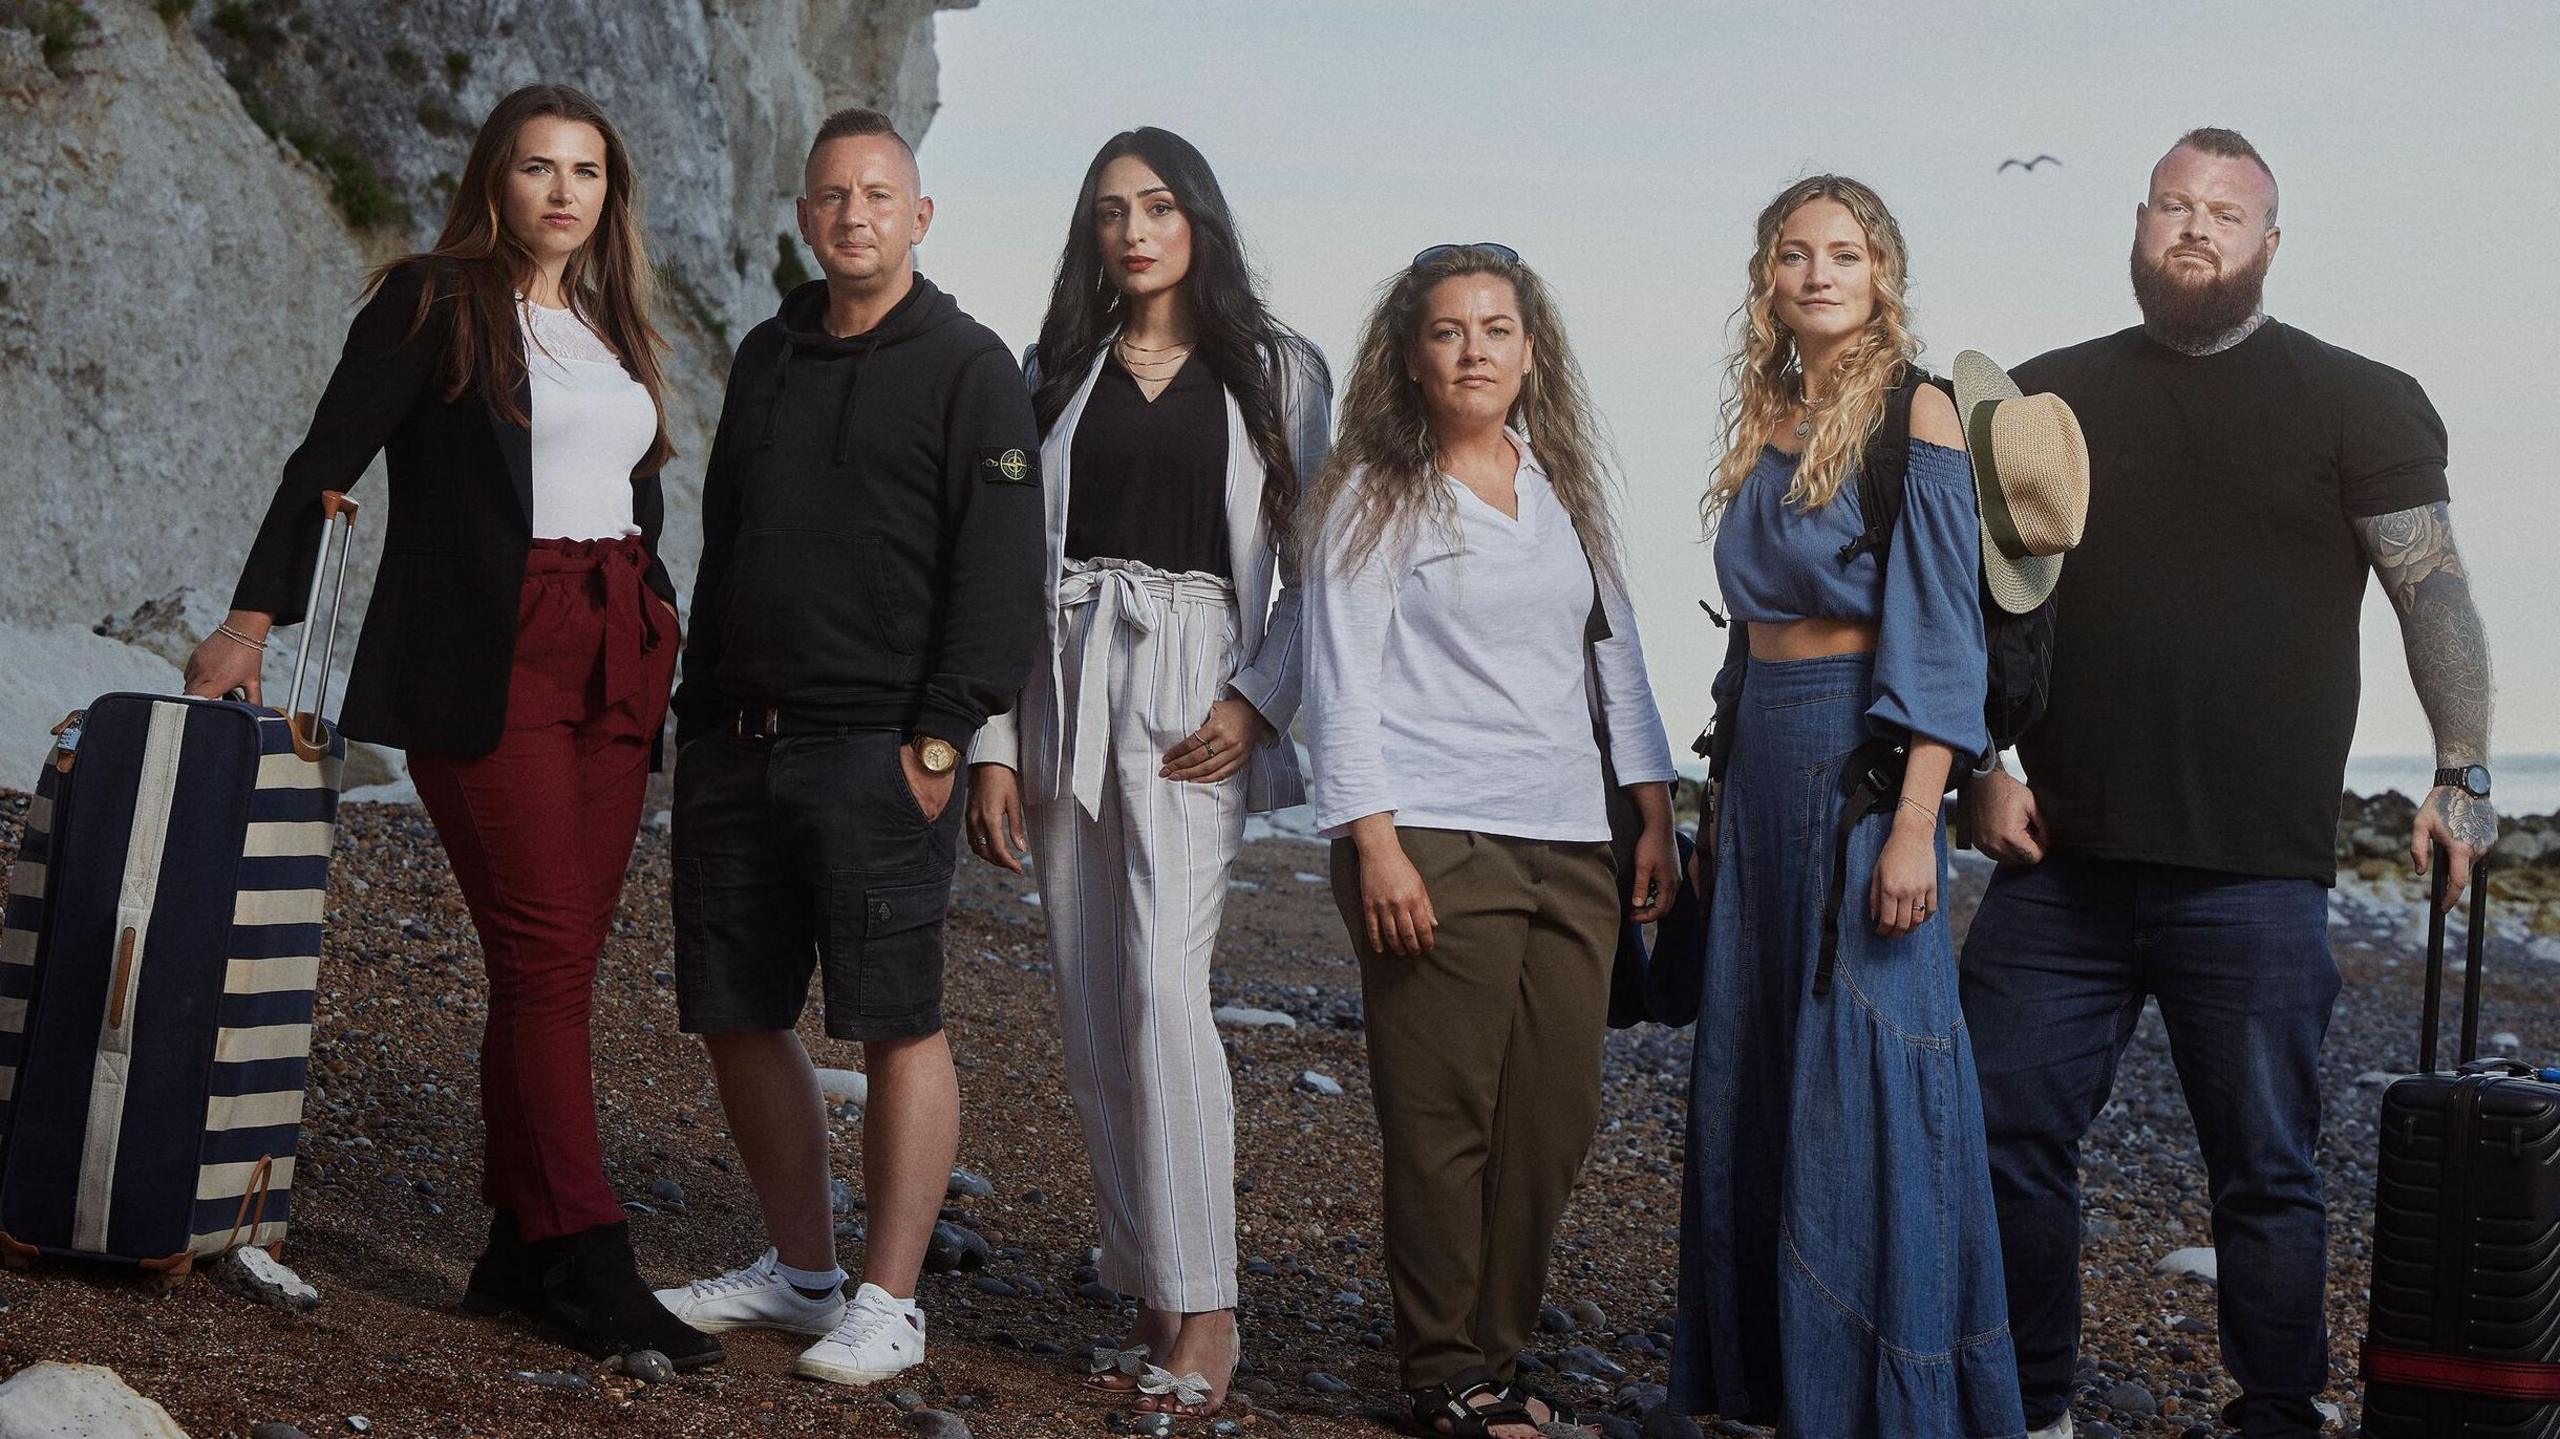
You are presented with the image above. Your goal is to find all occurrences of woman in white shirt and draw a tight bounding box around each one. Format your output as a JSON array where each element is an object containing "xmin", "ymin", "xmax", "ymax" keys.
[
  {"xmin": 185, "ymin": 86, "xmax": 702, "ymax": 1368},
  {"xmin": 1302, "ymin": 244, "xmax": 1677, "ymax": 1439}
]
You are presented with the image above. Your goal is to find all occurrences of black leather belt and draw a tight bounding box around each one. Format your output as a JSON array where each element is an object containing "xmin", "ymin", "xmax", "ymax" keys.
[{"xmin": 727, "ymin": 707, "xmax": 895, "ymax": 741}]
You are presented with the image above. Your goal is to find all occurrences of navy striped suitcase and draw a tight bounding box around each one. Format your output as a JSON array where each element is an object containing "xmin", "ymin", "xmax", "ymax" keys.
[{"xmin": 0, "ymin": 495, "xmax": 357, "ymax": 1277}]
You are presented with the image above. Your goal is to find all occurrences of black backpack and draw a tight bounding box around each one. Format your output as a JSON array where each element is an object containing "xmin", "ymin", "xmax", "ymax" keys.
[{"xmin": 1840, "ymin": 368, "xmax": 2057, "ymax": 754}]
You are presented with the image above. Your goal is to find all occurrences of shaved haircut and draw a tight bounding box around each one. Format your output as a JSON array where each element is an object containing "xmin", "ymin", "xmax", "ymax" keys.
[
  {"xmin": 2167, "ymin": 125, "xmax": 2278, "ymax": 224},
  {"xmin": 808, "ymin": 106, "xmax": 917, "ymax": 185}
]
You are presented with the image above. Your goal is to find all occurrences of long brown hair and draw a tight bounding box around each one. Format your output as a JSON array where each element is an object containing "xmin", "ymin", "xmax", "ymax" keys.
[
  {"xmin": 369, "ymin": 84, "xmax": 672, "ymax": 472},
  {"xmin": 1307, "ymin": 246, "xmax": 1622, "ymax": 587},
  {"xmin": 1701, "ymin": 175, "xmax": 1919, "ymax": 526}
]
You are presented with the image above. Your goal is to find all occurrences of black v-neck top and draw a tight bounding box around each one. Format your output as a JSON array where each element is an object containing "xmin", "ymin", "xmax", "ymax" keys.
[{"xmin": 1065, "ymin": 353, "xmax": 1232, "ymax": 577}]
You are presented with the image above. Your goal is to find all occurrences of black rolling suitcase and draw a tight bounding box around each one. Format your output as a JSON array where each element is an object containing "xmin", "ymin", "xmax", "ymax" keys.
[
  {"xmin": 2362, "ymin": 849, "xmax": 2560, "ymax": 1437},
  {"xmin": 0, "ymin": 494, "xmax": 358, "ymax": 1278}
]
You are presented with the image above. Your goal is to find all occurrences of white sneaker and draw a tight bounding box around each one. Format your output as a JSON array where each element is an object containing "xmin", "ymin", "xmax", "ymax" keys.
[
  {"xmin": 2028, "ymin": 1415, "xmax": 2074, "ymax": 1439},
  {"xmin": 651, "ymin": 1248, "xmax": 845, "ymax": 1336},
  {"xmin": 792, "ymin": 1282, "xmax": 926, "ymax": 1385}
]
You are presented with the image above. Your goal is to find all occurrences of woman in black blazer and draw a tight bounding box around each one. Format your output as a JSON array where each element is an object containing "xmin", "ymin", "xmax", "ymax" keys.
[{"xmin": 183, "ymin": 84, "xmax": 714, "ymax": 1369}]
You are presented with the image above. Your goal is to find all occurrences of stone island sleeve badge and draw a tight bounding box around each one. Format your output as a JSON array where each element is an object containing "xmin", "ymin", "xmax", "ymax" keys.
[{"xmin": 980, "ymin": 447, "xmax": 1038, "ymax": 485}]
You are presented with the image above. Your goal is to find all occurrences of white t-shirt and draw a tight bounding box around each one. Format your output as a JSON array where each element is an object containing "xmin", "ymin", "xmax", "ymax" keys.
[
  {"xmin": 1304, "ymin": 434, "xmax": 1677, "ymax": 841},
  {"xmin": 520, "ymin": 299, "xmax": 653, "ymax": 542}
]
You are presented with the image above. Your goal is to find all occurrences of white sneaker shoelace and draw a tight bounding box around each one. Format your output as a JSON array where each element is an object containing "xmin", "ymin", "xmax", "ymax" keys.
[
  {"xmin": 822, "ymin": 1300, "xmax": 910, "ymax": 1352},
  {"xmin": 685, "ymin": 1253, "xmax": 779, "ymax": 1300}
]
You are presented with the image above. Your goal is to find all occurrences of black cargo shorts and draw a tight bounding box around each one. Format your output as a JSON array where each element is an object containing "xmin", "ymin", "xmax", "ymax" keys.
[{"xmin": 671, "ymin": 727, "xmax": 965, "ymax": 1042}]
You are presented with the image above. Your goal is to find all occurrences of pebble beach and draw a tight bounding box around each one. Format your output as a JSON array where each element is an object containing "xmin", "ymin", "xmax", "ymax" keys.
[{"xmin": 4, "ymin": 791, "xmax": 2558, "ymax": 1438}]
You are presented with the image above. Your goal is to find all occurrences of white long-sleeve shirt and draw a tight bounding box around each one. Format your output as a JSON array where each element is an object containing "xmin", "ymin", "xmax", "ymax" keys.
[{"xmin": 1304, "ymin": 436, "xmax": 1677, "ymax": 841}]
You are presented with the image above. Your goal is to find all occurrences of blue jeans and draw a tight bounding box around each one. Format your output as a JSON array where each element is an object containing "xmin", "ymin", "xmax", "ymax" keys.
[{"xmin": 1958, "ymin": 853, "xmax": 2338, "ymax": 1439}]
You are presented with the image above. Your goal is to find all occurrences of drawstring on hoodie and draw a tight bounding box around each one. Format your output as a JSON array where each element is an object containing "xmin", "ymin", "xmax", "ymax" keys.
[
  {"xmin": 833, "ymin": 336, "xmax": 881, "ymax": 464},
  {"xmin": 757, "ymin": 281, "xmax": 893, "ymax": 464},
  {"xmin": 758, "ymin": 350, "xmax": 791, "ymax": 449}
]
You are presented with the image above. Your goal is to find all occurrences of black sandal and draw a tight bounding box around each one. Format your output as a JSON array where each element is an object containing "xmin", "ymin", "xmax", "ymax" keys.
[
  {"xmin": 1502, "ymin": 1378, "xmax": 1598, "ymax": 1433},
  {"xmin": 1406, "ymin": 1365, "xmax": 1537, "ymax": 1437}
]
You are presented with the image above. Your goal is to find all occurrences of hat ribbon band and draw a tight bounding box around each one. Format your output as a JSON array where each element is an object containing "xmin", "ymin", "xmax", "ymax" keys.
[{"xmin": 1967, "ymin": 399, "xmax": 2033, "ymax": 561}]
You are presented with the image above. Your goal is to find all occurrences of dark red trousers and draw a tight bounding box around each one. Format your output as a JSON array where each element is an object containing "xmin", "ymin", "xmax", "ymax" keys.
[{"xmin": 410, "ymin": 537, "xmax": 675, "ymax": 1242}]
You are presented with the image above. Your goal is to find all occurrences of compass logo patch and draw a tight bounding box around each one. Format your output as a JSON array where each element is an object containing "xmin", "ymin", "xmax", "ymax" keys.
[{"xmin": 980, "ymin": 447, "xmax": 1036, "ymax": 485}]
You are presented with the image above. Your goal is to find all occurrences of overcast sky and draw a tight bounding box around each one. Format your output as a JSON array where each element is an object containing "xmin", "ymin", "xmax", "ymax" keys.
[{"xmin": 911, "ymin": 1, "xmax": 2558, "ymax": 763}]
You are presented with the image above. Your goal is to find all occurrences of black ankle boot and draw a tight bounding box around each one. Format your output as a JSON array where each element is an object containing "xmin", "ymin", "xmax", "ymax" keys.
[
  {"xmin": 462, "ymin": 1210, "xmax": 544, "ymax": 1316},
  {"xmin": 530, "ymin": 1220, "xmax": 724, "ymax": 1370}
]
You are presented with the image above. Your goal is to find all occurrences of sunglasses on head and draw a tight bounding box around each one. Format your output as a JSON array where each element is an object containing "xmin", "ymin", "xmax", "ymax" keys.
[{"xmin": 1410, "ymin": 242, "xmax": 1521, "ymax": 269}]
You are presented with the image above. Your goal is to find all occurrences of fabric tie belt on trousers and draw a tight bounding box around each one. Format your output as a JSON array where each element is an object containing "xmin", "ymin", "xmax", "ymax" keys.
[
  {"xmin": 523, "ymin": 535, "xmax": 665, "ymax": 711},
  {"xmin": 1050, "ymin": 557, "xmax": 1234, "ymax": 819}
]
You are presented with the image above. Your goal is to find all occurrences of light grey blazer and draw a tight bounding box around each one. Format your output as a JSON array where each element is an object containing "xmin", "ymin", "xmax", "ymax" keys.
[{"xmin": 970, "ymin": 340, "xmax": 1333, "ymax": 814}]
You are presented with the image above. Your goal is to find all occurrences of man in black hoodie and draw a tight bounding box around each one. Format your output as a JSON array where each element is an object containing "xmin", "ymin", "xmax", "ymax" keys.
[{"xmin": 654, "ymin": 107, "xmax": 1041, "ymax": 1386}]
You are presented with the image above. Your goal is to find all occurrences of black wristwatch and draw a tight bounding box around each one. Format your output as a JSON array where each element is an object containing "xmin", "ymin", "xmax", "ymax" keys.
[{"xmin": 2434, "ymin": 764, "xmax": 2492, "ymax": 798}]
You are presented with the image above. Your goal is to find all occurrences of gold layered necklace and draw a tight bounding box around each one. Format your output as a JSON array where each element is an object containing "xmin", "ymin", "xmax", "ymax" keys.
[{"xmin": 1115, "ymin": 334, "xmax": 1194, "ymax": 376}]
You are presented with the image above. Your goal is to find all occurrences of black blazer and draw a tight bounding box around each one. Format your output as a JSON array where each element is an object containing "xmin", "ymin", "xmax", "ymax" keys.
[{"xmin": 231, "ymin": 259, "xmax": 678, "ymax": 757}]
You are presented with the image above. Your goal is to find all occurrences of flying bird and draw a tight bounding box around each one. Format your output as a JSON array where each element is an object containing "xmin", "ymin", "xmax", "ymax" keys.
[{"xmin": 1999, "ymin": 155, "xmax": 2062, "ymax": 173}]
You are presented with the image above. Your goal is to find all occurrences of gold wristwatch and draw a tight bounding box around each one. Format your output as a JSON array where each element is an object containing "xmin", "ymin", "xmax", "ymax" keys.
[{"xmin": 913, "ymin": 735, "xmax": 961, "ymax": 775}]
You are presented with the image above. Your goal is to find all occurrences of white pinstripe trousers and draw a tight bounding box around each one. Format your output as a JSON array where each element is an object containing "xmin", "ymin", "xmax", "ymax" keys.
[{"xmin": 1029, "ymin": 558, "xmax": 1247, "ymax": 1312}]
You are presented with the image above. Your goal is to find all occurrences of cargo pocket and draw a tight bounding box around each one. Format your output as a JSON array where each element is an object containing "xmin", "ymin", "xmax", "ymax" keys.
[{"xmin": 839, "ymin": 878, "xmax": 949, "ymax": 1020}]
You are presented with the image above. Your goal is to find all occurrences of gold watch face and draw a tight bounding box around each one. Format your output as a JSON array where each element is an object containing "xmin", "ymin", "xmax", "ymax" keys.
[{"xmin": 917, "ymin": 737, "xmax": 960, "ymax": 774}]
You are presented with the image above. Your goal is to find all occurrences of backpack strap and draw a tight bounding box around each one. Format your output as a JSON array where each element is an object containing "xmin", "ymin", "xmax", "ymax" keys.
[{"xmin": 1837, "ymin": 367, "xmax": 1952, "ymax": 566}]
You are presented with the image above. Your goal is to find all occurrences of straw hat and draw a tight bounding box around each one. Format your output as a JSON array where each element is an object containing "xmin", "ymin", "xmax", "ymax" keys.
[{"xmin": 1952, "ymin": 350, "xmax": 2090, "ymax": 614}]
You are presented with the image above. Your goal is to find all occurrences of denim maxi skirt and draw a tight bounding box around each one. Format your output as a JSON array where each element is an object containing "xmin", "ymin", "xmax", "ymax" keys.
[{"xmin": 1668, "ymin": 653, "xmax": 2024, "ymax": 1439}]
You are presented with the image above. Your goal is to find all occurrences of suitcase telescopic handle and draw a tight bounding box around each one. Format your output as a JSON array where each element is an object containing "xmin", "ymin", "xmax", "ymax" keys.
[
  {"xmin": 284, "ymin": 490, "xmax": 361, "ymax": 763},
  {"xmin": 2416, "ymin": 839, "xmax": 2494, "ymax": 1074}
]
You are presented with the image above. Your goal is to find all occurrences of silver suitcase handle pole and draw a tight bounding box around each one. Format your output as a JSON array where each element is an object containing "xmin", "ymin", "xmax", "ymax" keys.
[{"xmin": 283, "ymin": 490, "xmax": 361, "ymax": 762}]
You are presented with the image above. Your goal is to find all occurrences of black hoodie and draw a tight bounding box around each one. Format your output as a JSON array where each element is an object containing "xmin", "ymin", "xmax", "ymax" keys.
[{"xmin": 671, "ymin": 275, "xmax": 1042, "ymax": 748}]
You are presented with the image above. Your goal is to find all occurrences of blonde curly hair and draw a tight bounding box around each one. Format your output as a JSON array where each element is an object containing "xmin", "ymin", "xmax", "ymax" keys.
[{"xmin": 1701, "ymin": 176, "xmax": 1922, "ymax": 527}]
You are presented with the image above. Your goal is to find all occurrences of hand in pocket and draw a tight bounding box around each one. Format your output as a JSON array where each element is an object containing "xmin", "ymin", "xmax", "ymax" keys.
[{"xmin": 899, "ymin": 742, "xmax": 957, "ymax": 821}]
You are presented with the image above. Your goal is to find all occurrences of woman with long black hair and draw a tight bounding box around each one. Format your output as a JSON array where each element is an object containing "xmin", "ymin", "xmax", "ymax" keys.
[
  {"xmin": 182, "ymin": 84, "xmax": 715, "ymax": 1368},
  {"xmin": 964, "ymin": 126, "xmax": 1330, "ymax": 1419}
]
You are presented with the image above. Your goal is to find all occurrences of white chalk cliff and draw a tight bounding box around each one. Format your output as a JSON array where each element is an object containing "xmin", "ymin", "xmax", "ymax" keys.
[{"xmin": 0, "ymin": 0, "xmax": 965, "ymax": 774}]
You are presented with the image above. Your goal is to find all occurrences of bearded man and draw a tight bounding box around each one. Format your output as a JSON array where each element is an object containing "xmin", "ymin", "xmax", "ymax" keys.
[{"xmin": 1959, "ymin": 128, "xmax": 2498, "ymax": 1439}]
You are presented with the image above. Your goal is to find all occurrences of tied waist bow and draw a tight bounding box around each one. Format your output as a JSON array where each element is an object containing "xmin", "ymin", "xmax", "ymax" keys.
[
  {"xmin": 1051, "ymin": 557, "xmax": 1233, "ymax": 818},
  {"xmin": 521, "ymin": 535, "xmax": 666, "ymax": 711}
]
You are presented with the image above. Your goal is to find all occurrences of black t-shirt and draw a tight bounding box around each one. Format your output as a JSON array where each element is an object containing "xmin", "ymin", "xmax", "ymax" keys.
[
  {"xmin": 1065, "ymin": 354, "xmax": 1231, "ymax": 577},
  {"xmin": 2011, "ymin": 321, "xmax": 2450, "ymax": 883}
]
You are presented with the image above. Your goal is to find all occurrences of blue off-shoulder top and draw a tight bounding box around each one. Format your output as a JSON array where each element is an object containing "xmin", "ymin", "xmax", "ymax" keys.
[{"xmin": 1711, "ymin": 438, "xmax": 1990, "ymax": 761}]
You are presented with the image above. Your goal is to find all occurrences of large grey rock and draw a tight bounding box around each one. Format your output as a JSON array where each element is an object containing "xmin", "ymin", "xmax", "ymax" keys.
[
  {"xmin": 2156, "ymin": 1247, "xmax": 2219, "ymax": 1284},
  {"xmin": 0, "ymin": 621, "xmax": 179, "ymax": 765},
  {"xmin": 815, "ymin": 1067, "xmax": 869, "ymax": 1106},
  {"xmin": 2493, "ymin": 828, "xmax": 2551, "ymax": 866},
  {"xmin": 1212, "ymin": 1005, "xmax": 1297, "ymax": 1030},
  {"xmin": 0, "ymin": 1362, "xmax": 191, "ymax": 1437},
  {"xmin": 214, "ymin": 1244, "xmax": 321, "ymax": 1312}
]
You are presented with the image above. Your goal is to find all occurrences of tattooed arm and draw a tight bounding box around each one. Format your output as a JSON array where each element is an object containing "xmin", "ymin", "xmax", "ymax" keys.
[{"xmin": 2356, "ymin": 500, "xmax": 2496, "ymax": 908}]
